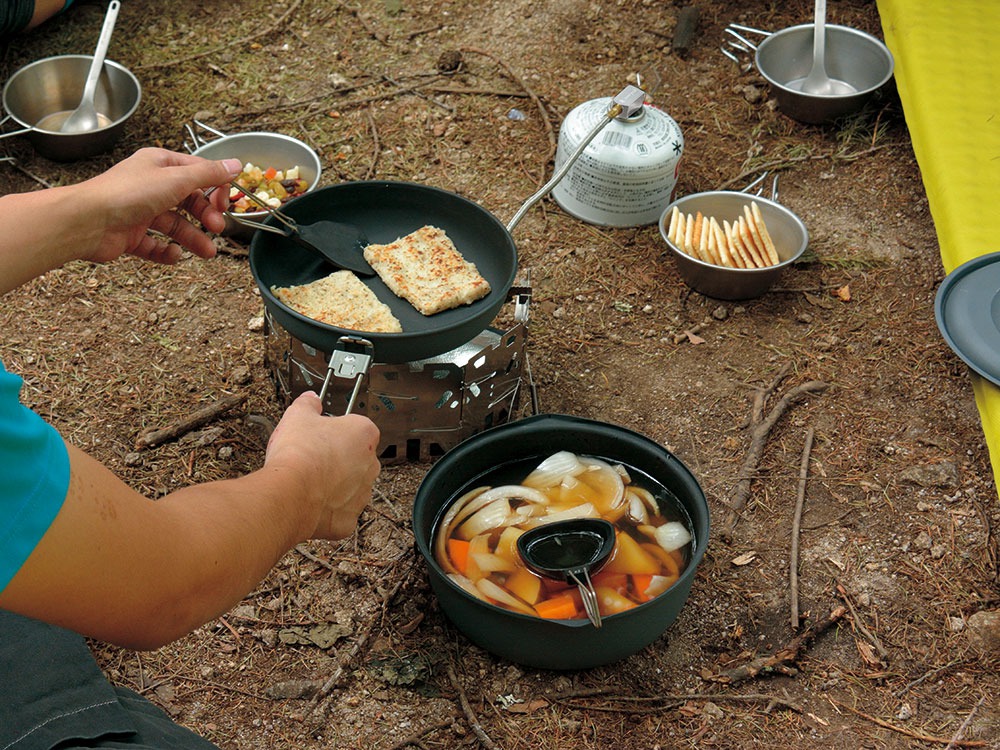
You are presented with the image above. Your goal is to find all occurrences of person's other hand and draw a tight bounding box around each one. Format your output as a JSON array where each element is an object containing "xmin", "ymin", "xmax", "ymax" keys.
[
  {"xmin": 264, "ymin": 392, "xmax": 381, "ymax": 541},
  {"xmin": 80, "ymin": 147, "xmax": 242, "ymax": 265}
]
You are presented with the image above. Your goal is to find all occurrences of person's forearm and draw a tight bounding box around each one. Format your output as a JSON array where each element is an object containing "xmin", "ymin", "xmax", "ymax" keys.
[
  {"xmin": 0, "ymin": 444, "xmax": 317, "ymax": 649},
  {"xmin": 0, "ymin": 186, "xmax": 99, "ymax": 295}
]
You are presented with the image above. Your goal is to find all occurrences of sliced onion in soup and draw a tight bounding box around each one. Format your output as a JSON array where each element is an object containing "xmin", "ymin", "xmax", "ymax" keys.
[{"xmin": 522, "ymin": 451, "xmax": 587, "ymax": 489}]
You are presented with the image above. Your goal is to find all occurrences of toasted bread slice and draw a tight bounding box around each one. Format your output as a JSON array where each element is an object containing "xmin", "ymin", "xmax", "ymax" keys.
[
  {"xmin": 363, "ymin": 225, "xmax": 491, "ymax": 316},
  {"xmin": 272, "ymin": 270, "xmax": 403, "ymax": 333}
]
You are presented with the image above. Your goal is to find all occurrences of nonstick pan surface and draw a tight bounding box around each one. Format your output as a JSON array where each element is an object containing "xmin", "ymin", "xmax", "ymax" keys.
[{"xmin": 249, "ymin": 181, "xmax": 518, "ymax": 364}]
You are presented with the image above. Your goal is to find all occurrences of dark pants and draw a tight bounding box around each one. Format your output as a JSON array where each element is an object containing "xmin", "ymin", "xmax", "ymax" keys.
[{"xmin": 0, "ymin": 609, "xmax": 219, "ymax": 750}]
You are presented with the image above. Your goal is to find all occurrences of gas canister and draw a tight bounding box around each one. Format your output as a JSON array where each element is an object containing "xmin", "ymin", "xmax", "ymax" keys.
[{"xmin": 551, "ymin": 92, "xmax": 683, "ymax": 227}]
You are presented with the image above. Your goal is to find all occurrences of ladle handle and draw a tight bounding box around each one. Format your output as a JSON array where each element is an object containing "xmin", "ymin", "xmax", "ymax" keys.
[{"xmin": 82, "ymin": 1, "xmax": 120, "ymax": 104}]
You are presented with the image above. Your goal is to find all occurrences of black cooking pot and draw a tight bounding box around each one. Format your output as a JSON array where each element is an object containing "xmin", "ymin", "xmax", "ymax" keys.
[
  {"xmin": 249, "ymin": 181, "xmax": 518, "ymax": 364},
  {"xmin": 412, "ymin": 414, "xmax": 710, "ymax": 670}
]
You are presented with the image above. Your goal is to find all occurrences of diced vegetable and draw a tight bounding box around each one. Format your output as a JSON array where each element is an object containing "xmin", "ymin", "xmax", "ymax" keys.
[
  {"xmin": 654, "ymin": 521, "xmax": 692, "ymax": 552},
  {"xmin": 602, "ymin": 531, "xmax": 661, "ymax": 575},
  {"xmin": 641, "ymin": 543, "xmax": 681, "ymax": 577},
  {"xmin": 228, "ymin": 162, "xmax": 309, "ymax": 213},
  {"xmin": 455, "ymin": 498, "xmax": 511, "ymax": 540},
  {"xmin": 594, "ymin": 586, "xmax": 638, "ymax": 615},
  {"xmin": 505, "ymin": 567, "xmax": 543, "ymax": 604},
  {"xmin": 494, "ymin": 526, "xmax": 524, "ymax": 565},
  {"xmin": 446, "ymin": 538, "xmax": 470, "ymax": 575},
  {"xmin": 534, "ymin": 592, "xmax": 579, "ymax": 620}
]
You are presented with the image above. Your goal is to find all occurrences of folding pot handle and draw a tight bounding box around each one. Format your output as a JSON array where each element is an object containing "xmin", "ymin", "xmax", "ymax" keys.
[
  {"xmin": 0, "ymin": 113, "xmax": 33, "ymax": 141},
  {"xmin": 721, "ymin": 24, "xmax": 772, "ymax": 65}
]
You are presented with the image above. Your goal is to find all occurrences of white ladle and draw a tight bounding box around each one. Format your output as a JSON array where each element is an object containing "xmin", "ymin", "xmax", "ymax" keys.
[
  {"xmin": 794, "ymin": 0, "xmax": 855, "ymax": 95},
  {"xmin": 60, "ymin": 0, "xmax": 121, "ymax": 133}
]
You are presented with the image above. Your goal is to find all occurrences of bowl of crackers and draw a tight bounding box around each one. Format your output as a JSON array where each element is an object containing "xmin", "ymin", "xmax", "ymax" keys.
[{"xmin": 659, "ymin": 191, "xmax": 808, "ymax": 300}]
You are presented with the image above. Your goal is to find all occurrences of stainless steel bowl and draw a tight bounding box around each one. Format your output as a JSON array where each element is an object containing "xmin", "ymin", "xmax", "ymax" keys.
[
  {"xmin": 190, "ymin": 132, "xmax": 322, "ymax": 240},
  {"xmin": 659, "ymin": 191, "xmax": 808, "ymax": 300},
  {"xmin": 0, "ymin": 55, "xmax": 141, "ymax": 161},
  {"xmin": 755, "ymin": 24, "xmax": 894, "ymax": 124}
]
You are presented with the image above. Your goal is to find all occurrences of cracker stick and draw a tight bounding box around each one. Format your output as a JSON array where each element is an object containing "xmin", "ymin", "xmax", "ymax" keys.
[
  {"xmin": 684, "ymin": 212, "xmax": 696, "ymax": 257},
  {"xmin": 742, "ymin": 205, "xmax": 771, "ymax": 267},
  {"xmin": 737, "ymin": 215, "xmax": 767, "ymax": 268},
  {"xmin": 751, "ymin": 202, "xmax": 781, "ymax": 265},
  {"xmin": 723, "ymin": 220, "xmax": 748, "ymax": 268},
  {"xmin": 711, "ymin": 217, "xmax": 735, "ymax": 268},
  {"xmin": 667, "ymin": 205, "xmax": 680, "ymax": 244}
]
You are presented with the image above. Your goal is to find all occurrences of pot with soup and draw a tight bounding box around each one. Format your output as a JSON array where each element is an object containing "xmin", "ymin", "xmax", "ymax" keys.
[{"xmin": 412, "ymin": 413, "xmax": 710, "ymax": 670}]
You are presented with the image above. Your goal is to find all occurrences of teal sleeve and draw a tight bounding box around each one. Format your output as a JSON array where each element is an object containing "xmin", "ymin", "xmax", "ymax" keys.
[{"xmin": 0, "ymin": 360, "xmax": 71, "ymax": 592}]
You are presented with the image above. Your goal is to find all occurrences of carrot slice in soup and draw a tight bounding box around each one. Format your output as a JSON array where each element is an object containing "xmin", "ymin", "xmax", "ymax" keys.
[
  {"xmin": 534, "ymin": 593, "xmax": 579, "ymax": 620},
  {"xmin": 447, "ymin": 539, "xmax": 470, "ymax": 575}
]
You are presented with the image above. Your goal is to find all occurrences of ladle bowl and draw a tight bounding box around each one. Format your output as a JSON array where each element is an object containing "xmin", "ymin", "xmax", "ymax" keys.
[
  {"xmin": 412, "ymin": 414, "xmax": 711, "ymax": 670},
  {"xmin": 517, "ymin": 518, "xmax": 617, "ymax": 628}
]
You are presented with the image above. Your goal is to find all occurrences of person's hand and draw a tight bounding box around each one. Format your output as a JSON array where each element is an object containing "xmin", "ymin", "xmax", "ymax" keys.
[
  {"xmin": 78, "ymin": 147, "xmax": 242, "ymax": 265},
  {"xmin": 264, "ymin": 391, "xmax": 381, "ymax": 541}
]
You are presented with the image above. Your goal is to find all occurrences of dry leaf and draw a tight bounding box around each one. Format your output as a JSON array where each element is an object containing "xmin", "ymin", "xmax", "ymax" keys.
[
  {"xmin": 730, "ymin": 551, "xmax": 757, "ymax": 566},
  {"xmin": 804, "ymin": 291, "xmax": 836, "ymax": 309},
  {"xmin": 506, "ymin": 699, "xmax": 549, "ymax": 714},
  {"xmin": 685, "ymin": 330, "xmax": 706, "ymax": 345},
  {"xmin": 856, "ymin": 639, "xmax": 881, "ymax": 668},
  {"xmin": 834, "ymin": 284, "xmax": 852, "ymax": 302}
]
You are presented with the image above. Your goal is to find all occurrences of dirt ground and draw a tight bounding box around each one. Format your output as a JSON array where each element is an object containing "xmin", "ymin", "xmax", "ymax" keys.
[{"xmin": 2, "ymin": 0, "xmax": 999, "ymax": 748}]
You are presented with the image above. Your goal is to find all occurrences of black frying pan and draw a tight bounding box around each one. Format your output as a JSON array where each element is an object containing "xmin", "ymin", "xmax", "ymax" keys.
[{"xmin": 249, "ymin": 181, "xmax": 519, "ymax": 364}]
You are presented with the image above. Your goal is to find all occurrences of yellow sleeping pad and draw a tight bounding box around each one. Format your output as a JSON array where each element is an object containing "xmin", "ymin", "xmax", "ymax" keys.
[{"xmin": 877, "ymin": 0, "xmax": 1000, "ymax": 493}]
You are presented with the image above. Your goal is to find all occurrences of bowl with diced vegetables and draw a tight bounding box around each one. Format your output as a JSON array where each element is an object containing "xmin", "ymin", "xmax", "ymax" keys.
[{"xmin": 190, "ymin": 131, "xmax": 322, "ymax": 240}]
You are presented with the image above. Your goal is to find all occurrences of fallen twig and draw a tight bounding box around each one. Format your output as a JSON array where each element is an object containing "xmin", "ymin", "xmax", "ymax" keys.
[
  {"xmin": 706, "ymin": 605, "xmax": 847, "ymax": 685},
  {"xmin": 447, "ymin": 664, "xmax": 502, "ymax": 750},
  {"xmin": 829, "ymin": 698, "xmax": 988, "ymax": 747},
  {"xmin": 836, "ymin": 581, "xmax": 889, "ymax": 662},
  {"xmin": 550, "ymin": 689, "xmax": 802, "ymax": 714},
  {"xmin": 384, "ymin": 717, "xmax": 457, "ymax": 750},
  {"xmin": 716, "ymin": 144, "xmax": 893, "ymax": 191},
  {"xmin": 790, "ymin": 426, "xmax": 814, "ymax": 630},
  {"xmin": 135, "ymin": 393, "xmax": 246, "ymax": 449},
  {"xmin": 721, "ymin": 374, "xmax": 829, "ymax": 543},
  {"xmin": 945, "ymin": 695, "xmax": 988, "ymax": 750}
]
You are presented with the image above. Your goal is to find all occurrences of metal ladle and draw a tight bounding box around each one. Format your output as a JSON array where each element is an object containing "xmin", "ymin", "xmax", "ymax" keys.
[
  {"xmin": 517, "ymin": 518, "xmax": 617, "ymax": 628},
  {"xmin": 792, "ymin": 0, "xmax": 856, "ymax": 95},
  {"xmin": 59, "ymin": 1, "xmax": 121, "ymax": 133},
  {"xmin": 226, "ymin": 181, "xmax": 375, "ymax": 276}
]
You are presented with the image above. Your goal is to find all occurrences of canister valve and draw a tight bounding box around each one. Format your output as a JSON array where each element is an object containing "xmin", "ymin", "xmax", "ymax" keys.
[{"xmin": 612, "ymin": 85, "xmax": 647, "ymax": 119}]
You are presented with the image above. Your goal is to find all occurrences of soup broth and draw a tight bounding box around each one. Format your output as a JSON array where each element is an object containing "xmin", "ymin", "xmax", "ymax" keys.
[{"xmin": 432, "ymin": 451, "xmax": 694, "ymax": 621}]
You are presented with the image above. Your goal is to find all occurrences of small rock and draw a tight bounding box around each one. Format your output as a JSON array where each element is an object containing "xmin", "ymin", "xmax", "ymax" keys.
[
  {"xmin": 437, "ymin": 50, "xmax": 463, "ymax": 73},
  {"xmin": 230, "ymin": 365, "xmax": 252, "ymax": 386},
  {"xmin": 929, "ymin": 544, "xmax": 947, "ymax": 559},
  {"xmin": 123, "ymin": 452, "xmax": 143, "ymax": 467},
  {"xmin": 913, "ymin": 530, "xmax": 933, "ymax": 550},
  {"xmin": 248, "ymin": 315, "xmax": 265, "ymax": 332},
  {"xmin": 711, "ymin": 305, "xmax": 728, "ymax": 320},
  {"xmin": 948, "ymin": 616, "xmax": 965, "ymax": 632},
  {"xmin": 218, "ymin": 445, "xmax": 234, "ymax": 460},
  {"xmin": 966, "ymin": 610, "xmax": 1000, "ymax": 656},
  {"xmin": 901, "ymin": 462, "xmax": 959, "ymax": 489}
]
